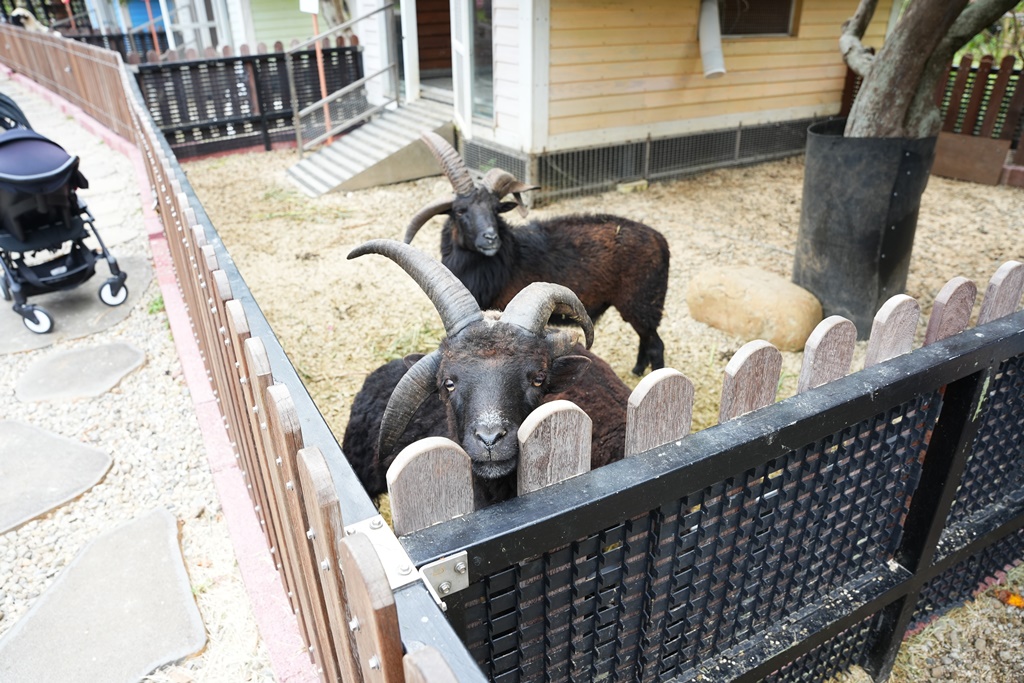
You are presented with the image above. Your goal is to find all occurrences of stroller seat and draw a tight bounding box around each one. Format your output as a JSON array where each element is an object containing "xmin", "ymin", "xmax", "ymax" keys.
[
  {"xmin": 0, "ymin": 128, "xmax": 87, "ymax": 246},
  {"xmin": 0, "ymin": 121, "xmax": 128, "ymax": 334}
]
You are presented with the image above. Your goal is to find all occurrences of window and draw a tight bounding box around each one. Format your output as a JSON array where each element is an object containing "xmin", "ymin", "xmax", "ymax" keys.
[{"xmin": 720, "ymin": 0, "xmax": 797, "ymax": 37}]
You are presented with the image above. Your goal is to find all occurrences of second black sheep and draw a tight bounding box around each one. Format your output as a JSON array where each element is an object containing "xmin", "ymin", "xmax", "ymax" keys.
[{"xmin": 405, "ymin": 132, "xmax": 670, "ymax": 376}]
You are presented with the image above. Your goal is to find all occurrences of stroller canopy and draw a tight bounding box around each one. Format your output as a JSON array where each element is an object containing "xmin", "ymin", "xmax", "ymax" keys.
[
  {"xmin": 0, "ymin": 128, "xmax": 84, "ymax": 195},
  {"xmin": 0, "ymin": 92, "xmax": 32, "ymax": 130}
]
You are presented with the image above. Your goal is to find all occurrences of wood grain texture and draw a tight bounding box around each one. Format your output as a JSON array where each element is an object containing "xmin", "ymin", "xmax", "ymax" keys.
[
  {"xmin": 339, "ymin": 533, "xmax": 404, "ymax": 683},
  {"xmin": 924, "ymin": 276, "xmax": 977, "ymax": 345},
  {"xmin": 625, "ymin": 368, "xmax": 694, "ymax": 457},
  {"xmin": 386, "ymin": 437, "xmax": 474, "ymax": 536},
  {"xmin": 517, "ymin": 400, "xmax": 592, "ymax": 495},
  {"xmin": 297, "ymin": 446, "xmax": 361, "ymax": 683},
  {"xmin": 404, "ymin": 646, "xmax": 458, "ymax": 683},
  {"xmin": 719, "ymin": 340, "xmax": 782, "ymax": 423},
  {"xmin": 797, "ymin": 316, "xmax": 857, "ymax": 393},
  {"xmin": 265, "ymin": 384, "xmax": 339, "ymax": 680},
  {"xmin": 242, "ymin": 337, "xmax": 311, "ymax": 657},
  {"xmin": 864, "ymin": 295, "xmax": 920, "ymax": 368},
  {"xmin": 978, "ymin": 261, "xmax": 1024, "ymax": 325}
]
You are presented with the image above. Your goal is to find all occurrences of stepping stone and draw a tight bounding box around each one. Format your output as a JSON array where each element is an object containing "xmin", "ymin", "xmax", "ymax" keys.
[
  {"xmin": 0, "ymin": 421, "xmax": 112, "ymax": 534},
  {"xmin": 0, "ymin": 253, "xmax": 153, "ymax": 354},
  {"xmin": 16, "ymin": 342, "xmax": 145, "ymax": 402},
  {"xmin": 0, "ymin": 508, "xmax": 207, "ymax": 683}
]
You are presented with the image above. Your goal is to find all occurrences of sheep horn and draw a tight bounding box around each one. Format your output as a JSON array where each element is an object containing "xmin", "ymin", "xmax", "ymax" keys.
[
  {"xmin": 377, "ymin": 350, "xmax": 441, "ymax": 458},
  {"xmin": 481, "ymin": 168, "xmax": 540, "ymax": 218},
  {"xmin": 403, "ymin": 194, "xmax": 454, "ymax": 243},
  {"xmin": 347, "ymin": 239, "xmax": 483, "ymax": 338},
  {"xmin": 421, "ymin": 132, "xmax": 475, "ymax": 195},
  {"xmin": 500, "ymin": 282, "xmax": 594, "ymax": 349}
]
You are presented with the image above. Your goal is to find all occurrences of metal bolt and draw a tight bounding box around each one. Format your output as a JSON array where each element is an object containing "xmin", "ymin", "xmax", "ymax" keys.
[
  {"xmin": 349, "ymin": 617, "xmax": 360, "ymax": 632},
  {"xmin": 454, "ymin": 561, "xmax": 467, "ymax": 575},
  {"xmin": 286, "ymin": 481, "xmax": 294, "ymax": 491},
  {"xmin": 368, "ymin": 656, "xmax": 381, "ymax": 670},
  {"xmin": 397, "ymin": 563, "xmax": 412, "ymax": 576},
  {"xmin": 438, "ymin": 581, "xmax": 452, "ymax": 595},
  {"xmin": 306, "ymin": 528, "xmax": 316, "ymax": 540},
  {"xmin": 320, "ymin": 560, "xmax": 330, "ymax": 571},
  {"xmin": 369, "ymin": 517, "xmax": 383, "ymax": 529}
]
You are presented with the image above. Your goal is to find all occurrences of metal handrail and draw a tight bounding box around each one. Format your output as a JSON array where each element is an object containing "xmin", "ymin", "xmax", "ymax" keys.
[{"xmin": 286, "ymin": 2, "xmax": 398, "ymax": 156}]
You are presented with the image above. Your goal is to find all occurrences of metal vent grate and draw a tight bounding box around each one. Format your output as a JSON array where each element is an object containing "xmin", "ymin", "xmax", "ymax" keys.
[
  {"xmin": 459, "ymin": 119, "xmax": 822, "ymax": 206},
  {"xmin": 458, "ymin": 392, "xmax": 940, "ymax": 682},
  {"xmin": 462, "ymin": 139, "xmax": 528, "ymax": 183}
]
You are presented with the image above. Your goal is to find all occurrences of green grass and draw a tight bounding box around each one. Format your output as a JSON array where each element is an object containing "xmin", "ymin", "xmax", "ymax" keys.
[{"xmin": 147, "ymin": 294, "xmax": 165, "ymax": 314}]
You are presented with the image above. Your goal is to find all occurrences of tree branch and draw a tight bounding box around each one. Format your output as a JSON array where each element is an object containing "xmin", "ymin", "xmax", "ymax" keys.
[{"xmin": 840, "ymin": 0, "xmax": 881, "ymax": 77}]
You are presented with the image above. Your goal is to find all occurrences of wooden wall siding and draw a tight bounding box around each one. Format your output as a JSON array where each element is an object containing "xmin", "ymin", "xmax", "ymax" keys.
[
  {"xmin": 250, "ymin": 0, "xmax": 316, "ymax": 47},
  {"xmin": 547, "ymin": 0, "xmax": 892, "ymax": 142},
  {"xmin": 492, "ymin": 0, "xmax": 520, "ymax": 140},
  {"xmin": 417, "ymin": 0, "xmax": 451, "ymax": 72}
]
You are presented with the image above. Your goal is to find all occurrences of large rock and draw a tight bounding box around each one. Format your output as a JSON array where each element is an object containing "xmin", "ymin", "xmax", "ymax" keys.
[{"xmin": 686, "ymin": 266, "xmax": 822, "ymax": 352}]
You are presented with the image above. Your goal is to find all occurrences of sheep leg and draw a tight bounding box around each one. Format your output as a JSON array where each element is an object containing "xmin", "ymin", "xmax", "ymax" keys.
[{"xmin": 632, "ymin": 329, "xmax": 665, "ymax": 375}]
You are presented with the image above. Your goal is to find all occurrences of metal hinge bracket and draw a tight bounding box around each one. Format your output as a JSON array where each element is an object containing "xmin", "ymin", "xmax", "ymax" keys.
[
  {"xmin": 419, "ymin": 551, "xmax": 470, "ymax": 611},
  {"xmin": 344, "ymin": 515, "xmax": 420, "ymax": 592}
]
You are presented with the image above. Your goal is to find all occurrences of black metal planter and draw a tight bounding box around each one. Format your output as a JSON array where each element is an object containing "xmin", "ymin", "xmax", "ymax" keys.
[{"xmin": 792, "ymin": 118, "xmax": 937, "ymax": 338}]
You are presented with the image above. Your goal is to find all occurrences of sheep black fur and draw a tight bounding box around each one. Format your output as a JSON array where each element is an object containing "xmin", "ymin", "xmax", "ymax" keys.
[
  {"xmin": 407, "ymin": 136, "xmax": 671, "ymax": 376},
  {"xmin": 342, "ymin": 343, "xmax": 629, "ymax": 508},
  {"xmin": 438, "ymin": 206, "xmax": 670, "ymax": 376}
]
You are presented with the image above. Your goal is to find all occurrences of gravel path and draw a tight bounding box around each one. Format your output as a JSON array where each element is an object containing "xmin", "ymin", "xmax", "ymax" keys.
[{"xmin": 0, "ymin": 76, "xmax": 275, "ymax": 681}]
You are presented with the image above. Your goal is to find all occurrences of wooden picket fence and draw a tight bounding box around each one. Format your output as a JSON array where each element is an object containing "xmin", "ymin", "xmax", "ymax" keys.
[
  {"xmin": 0, "ymin": 25, "xmax": 470, "ymax": 682},
  {"xmin": 387, "ymin": 262, "xmax": 1024, "ymax": 537}
]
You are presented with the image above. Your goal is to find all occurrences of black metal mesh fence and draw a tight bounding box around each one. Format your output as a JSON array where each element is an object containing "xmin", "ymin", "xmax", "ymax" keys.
[{"xmin": 457, "ymin": 393, "xmax": 941, "ymax": 682}]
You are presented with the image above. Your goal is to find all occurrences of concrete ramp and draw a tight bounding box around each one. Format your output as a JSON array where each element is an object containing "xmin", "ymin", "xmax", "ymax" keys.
[{"xmin": 287, "ymin": 99, "xmax": 453, "ymax": 197}]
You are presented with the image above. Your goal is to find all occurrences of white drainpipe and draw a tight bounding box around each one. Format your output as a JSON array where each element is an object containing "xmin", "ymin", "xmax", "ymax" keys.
[{"xmin": 699, "ymin": 0, "xmax": 726, "ymax": 79}]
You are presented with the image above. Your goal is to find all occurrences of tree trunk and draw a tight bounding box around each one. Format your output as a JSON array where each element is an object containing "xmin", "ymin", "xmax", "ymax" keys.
[{"xmin": 843, "ymin": 0, "xmax": 1024, "ymax": 138}]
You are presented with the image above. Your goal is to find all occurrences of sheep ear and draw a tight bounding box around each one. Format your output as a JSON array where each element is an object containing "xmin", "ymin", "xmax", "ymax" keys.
[
  {"xmin": 547, "ymin": 355, "xmax": 592, "ymax": 393},
  {"xmin": 403, "ymin": 353, "xmax": 426, "ymax": 369}
]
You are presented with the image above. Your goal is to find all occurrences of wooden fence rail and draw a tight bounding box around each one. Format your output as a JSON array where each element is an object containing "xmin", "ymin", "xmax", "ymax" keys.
[{"xmin": 387, "ymin": 260, "xmax": 1024, "ymax": 537}]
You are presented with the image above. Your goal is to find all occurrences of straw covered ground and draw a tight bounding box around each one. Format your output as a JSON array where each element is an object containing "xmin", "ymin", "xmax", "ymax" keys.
[{"xmin": 182, "ymin": 148, "xmax": 1024, "ymax": 682}]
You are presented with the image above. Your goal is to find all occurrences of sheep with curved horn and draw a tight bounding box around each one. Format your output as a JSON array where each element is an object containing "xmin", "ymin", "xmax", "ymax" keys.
[
  {"xmin": 405, "ymin": 132, "xmax": 670, "ymax": 376},
  {"xmin": 342, "ymin": 239, "xmax": 630, "ymax": 507}
]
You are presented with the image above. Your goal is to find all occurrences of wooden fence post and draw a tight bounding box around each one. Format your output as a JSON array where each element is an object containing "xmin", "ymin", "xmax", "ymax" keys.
[
  {"xmin": 296, "ymin": 445, "xmax": 362, "ymax": 682},
  {"xmin": 719, "ymin": 340, "xmax": 782, "ymax": 422},
  {"xmin": 864, "ymin": 295, "xmax": 920, "ymax": 368},
  {"xmin": 924, "ymin": 276, "xmax": 977, "ymax": 345},
  {"xmin": 387, "ymin": 437, "xmax": 475, "ymax": 536},
  {"xmin": 978, "ymin": 260, "xmax": 1024, "ymax": 325},
  {"xmin": 625, "ymin": 368, "xmax": 694, "ymax": 457},
  {"xmin": 797, "ymin": 316, "xmax": 857, "ymax": 393},
  {"xmin": 517, "ymin": 400, "xmax": 591, "ymax": 495},
  {"xmin": 338, "ymin": 533, "xmax": 404, "ymax": 682},
  {"xmin": 264, "ymin": 384, "xmax": 341, "ymax": 680}
]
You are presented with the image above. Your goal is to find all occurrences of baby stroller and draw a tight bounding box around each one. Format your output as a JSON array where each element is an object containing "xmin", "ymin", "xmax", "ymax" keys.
[{"xmin": 0, "ymin": 93, "xmax": 127, "ymax": 334}]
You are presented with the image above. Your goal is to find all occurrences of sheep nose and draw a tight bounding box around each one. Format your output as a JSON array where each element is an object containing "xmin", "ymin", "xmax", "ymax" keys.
[
  {"xmin": 475, "ymin": 427, "xmax": 507, "ymax": 448},
  {"xmin": 482, "ymin": 231, "xmax": 498, "ymax": 245}
]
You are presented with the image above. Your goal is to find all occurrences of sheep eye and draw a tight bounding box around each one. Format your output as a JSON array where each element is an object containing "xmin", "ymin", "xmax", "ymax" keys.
[
  {"xmin": 531, "ymin": 372, "xmax": 546, "ymax": 387},
  {"xmin": 444, "ymin": 379, "xmax": 456, "ymax": 392}
]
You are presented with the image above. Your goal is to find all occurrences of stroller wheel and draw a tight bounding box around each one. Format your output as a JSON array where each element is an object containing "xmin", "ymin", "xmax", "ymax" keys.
[
  {"xmin": 99, "ymin": 280, "xmax": 129, "ymax": 306},
  {"xmin": 23, "ymin": 307, "xmax": 53, "ymax": 334},
  {"xmin": 0, "ymin": 275, "xmax": 9, "ymax": 302}
]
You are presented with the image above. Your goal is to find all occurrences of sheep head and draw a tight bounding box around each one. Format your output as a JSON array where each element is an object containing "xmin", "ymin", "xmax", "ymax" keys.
[
  {"xmin": 347, "ymin": 239, "xmax": 593, "ymax": 480},
  {"xmin": 404, "ymin": 132, "xmax": 539, "ymax": 256}
]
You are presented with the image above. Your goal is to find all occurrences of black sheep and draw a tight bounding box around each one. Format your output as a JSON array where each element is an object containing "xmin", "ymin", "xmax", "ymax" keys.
[
  {"xmin": 342, "ymin": 239, "xmax": 630, "ymax": 508},
  {"xmin": 404, "ymin": 132, "xmax": 670, "ymax": 376}
]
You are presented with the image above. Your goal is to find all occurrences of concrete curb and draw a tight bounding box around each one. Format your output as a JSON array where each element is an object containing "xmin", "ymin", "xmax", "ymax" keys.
[{"xmin": 3, "ymin": 69, "xmax": 318, "ymax": 682}]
